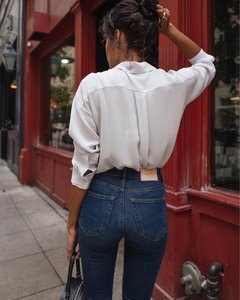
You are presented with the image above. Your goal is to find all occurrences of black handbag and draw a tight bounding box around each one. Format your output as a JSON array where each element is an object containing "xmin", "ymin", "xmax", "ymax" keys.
[{"xmin": 60, "ymin": 252, "xmax": 85, "ymax": 300}]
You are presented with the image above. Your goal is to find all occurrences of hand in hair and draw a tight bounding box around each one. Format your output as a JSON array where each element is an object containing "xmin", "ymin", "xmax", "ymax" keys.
[
  {"xmin": 156, "ymin": 4, "xmax": 170, "ymax": 33},
  {"xmin": 156, "ymin": 3, "xmax": 201, "ymax": 59}
]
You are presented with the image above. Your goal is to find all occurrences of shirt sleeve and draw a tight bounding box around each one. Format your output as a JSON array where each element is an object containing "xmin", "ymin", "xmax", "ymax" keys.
[
  {"xmin": 69, "ymin": 82, "xmax": 100, "ymax": 190},
  {"xmin": 168, "ymin": 49, "xmax": 216, "ymax": 105}
]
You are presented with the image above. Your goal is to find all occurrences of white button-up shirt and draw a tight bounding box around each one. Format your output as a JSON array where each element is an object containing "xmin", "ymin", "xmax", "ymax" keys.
[{"xmin": 69, "ymin": 49, "xmax": 215, "ymax": 189}]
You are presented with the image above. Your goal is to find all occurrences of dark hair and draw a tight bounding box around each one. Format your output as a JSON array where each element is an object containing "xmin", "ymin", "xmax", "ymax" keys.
[{"xmin": 99, "ymin": 0, "xmax": 159, "ymax": 66}]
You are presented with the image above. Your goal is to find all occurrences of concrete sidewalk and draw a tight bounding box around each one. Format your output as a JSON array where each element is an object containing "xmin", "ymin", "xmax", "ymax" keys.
[{"xmin": 0, "ymin": 160, "xmax": 122, "ymax": 300}]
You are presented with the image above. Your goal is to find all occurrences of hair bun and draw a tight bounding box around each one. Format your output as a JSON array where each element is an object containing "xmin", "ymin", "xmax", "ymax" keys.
[{"xmin": 138, "ymin": 0, "xmax": 158, "ymax": 21}]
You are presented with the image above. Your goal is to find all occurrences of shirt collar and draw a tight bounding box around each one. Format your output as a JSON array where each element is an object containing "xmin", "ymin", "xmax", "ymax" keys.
[{"xmin": 115, "ymin": 61, "xmax": 156, "ymax": 74}]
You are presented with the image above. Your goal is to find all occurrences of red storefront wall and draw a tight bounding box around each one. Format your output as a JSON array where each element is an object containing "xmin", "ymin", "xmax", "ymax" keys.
[{"xmin": 21, "ymin": 1, "xmax": 239, "ymax": 299}]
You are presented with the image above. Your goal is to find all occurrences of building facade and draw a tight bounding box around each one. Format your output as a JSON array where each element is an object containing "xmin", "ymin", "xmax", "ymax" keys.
[
  {"xmin": 0, "ymin": 0, "xmax": 24, "ymax": 174},
  {"xmin": 21, "ymin": 0, "xmax": 239, "ymax": 299}
]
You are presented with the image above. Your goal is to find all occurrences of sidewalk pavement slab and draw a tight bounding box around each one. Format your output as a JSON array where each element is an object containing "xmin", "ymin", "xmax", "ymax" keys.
[
  {"xmin": 45, "ymin": 247, "xmax": 69, "ymax": 283},
  {"xmin": 0, "ymin": 230, "xmax": 41, "ymax": 263},
  {"xmin": 0, "ymin": 202, "xmax": 19, "ymax": 218},
  {"xmin": 18, "ymin": 286, "xmax": 64, "ymax": 300},
  {"xmin": 0, "ymin": 253, "xmax": 62, "ymax": 299},
  {"xmin": 0, "ymin": 160, "xmax": 123, "ymax": 299},
  {"xmin": 0, "ymin": 214, "xmax": 29, "ymax": 237},
  {"xmin": 31, "ymin": 224, "xmax": 68, "ymax": 251}
]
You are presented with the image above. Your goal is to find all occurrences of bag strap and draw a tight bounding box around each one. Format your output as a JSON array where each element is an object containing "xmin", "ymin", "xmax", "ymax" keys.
[
  {"xmin": 65, "ymin": 252, "xmax": 83, "ymax": 300},
  {"xmin": 76, "ymin": 257, "xmax": 81, "ymax": 278}
]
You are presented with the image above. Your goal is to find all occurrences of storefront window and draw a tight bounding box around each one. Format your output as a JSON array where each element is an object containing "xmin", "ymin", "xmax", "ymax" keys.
[
  {"xmin": 49, "ymin": 37, "xmax": 75, "ymax": 151},
  {"xmin": 212, "ymin": 0, "xmax": 239, "ymax": 191}
]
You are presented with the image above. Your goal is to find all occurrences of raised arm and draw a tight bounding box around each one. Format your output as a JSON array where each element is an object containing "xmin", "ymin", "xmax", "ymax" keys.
[
  {"xmin": 156, "ymin": 4, "xmax": 215, "ymax": 105},
  {"xmin": 157, "ymin": 4, "xmax": 201, "ymax": 59}
]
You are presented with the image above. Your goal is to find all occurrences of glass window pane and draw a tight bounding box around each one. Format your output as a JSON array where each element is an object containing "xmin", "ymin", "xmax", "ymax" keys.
[
  {"xmin": 49, "ymin": 37, "xmax": 75, "ymax": 151},
  {"xmin": 212, "ymin": 0, "xmax": 240, "ymax": 191}
]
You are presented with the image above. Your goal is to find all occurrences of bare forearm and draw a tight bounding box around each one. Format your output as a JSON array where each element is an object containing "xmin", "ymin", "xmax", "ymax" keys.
[
  {"xmin": 67, "ymin": 185, "xmax": 87, "ymax": 231},
  {"xmin": 163, "ymin": 23, "xmax": 201, "ymax": 60}
]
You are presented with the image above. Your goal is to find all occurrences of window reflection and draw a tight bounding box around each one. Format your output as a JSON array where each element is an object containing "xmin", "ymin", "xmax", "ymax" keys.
[
  {"xmin": 49, "ymin": 37, "xmax": 75, "ymax": 151},
  {"xmin": 213, "ymin": 0, "xmax": 239, "ymax": 191}
]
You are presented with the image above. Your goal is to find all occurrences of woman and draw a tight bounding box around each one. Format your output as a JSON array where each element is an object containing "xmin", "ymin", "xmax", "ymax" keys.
[{"xmin": 66, "ymin": 0, "xmax": 215, "ymax": 299}]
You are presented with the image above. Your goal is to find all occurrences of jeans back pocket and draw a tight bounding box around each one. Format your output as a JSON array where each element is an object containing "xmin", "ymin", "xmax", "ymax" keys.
[
  {"xmin": 79, "ymin": 191, "xmax": 115, "ymax": 237},
  {"xmin": 130, "ymin": 197, "xmax": 167, "ymax": 241}
]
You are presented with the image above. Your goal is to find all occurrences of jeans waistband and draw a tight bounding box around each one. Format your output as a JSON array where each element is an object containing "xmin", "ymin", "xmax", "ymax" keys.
[{"xmin": 97, "ymin": 167, "xmax": 161, "ymax": 179}]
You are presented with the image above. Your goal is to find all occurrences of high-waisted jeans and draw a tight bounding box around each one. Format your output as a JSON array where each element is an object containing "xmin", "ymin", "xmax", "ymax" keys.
[{"xmin": 78, "ymin": 168, "xmax": 168, "ymax": 300}]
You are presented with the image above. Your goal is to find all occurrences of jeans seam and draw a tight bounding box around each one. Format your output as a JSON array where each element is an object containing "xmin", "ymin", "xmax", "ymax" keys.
[
  {"xmin": 131, "ymin": 202, "xmax": 143, "ymax": 239},
  {"xmin": 92, "ymin": 178, "xmax": 120, "ymax": 190},
  {"xmin": 141, "ymin": 227, "xmax": 168, "ymax": 242},
  {"xmin": 126, "ymin": 185, "xmax": 165, "ymax": 192},
  {"xmin": 130, "ymin": 197, "xmax": 165, "ymax": 203},
  {"xmin": 87, "ymin": 191, "xmax": 115, "ymax": 200},
  {"xmin": 120, "ymin": 169, "xmax": 127, "ymax": 237},
  {"xmin": 121, "ymin": 191, "xmax": 125, "ymax": 237}
]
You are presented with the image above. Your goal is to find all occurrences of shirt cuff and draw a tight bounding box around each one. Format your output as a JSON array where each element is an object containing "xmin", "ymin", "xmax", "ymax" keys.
[
  {"xmin": 188, "ymin": 49, "xmax": 215, "ymax": 65},
  {"xmin": 71, "ymin": 165, "xmax": 94, "ymax": 190}
]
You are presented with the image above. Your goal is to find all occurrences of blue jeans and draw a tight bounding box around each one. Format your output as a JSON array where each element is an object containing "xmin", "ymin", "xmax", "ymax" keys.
[{"xmin": 78, "ymin": 168, "xmax": 168, "ymax": 300}]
